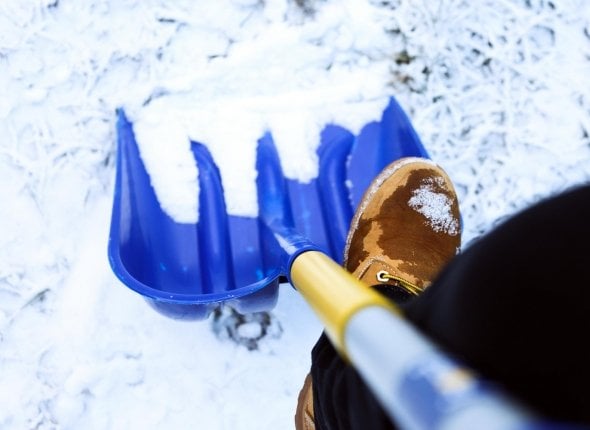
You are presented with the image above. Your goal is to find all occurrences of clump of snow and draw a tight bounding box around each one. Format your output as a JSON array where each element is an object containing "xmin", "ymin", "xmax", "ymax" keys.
[
  {"xmin": 128, "ymin": 1, "xmax": 394, "ymax": 222},
  {"xmin": 408, "ymin": 177, "xmax": 460, "ymax": 236},
  {"xmin": 237, "ymin": 321, "xmax": 263, "ymax": 339},
  {"xmin": 134, "ymin": 95, "xmax": 389, "ymax": 221},
  {"xmin": 133, "ymin": 112, "xmax": 198, "ymax": 223}
]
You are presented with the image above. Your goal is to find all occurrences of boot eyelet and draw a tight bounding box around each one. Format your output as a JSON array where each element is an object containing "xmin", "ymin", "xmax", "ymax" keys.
[{"xmin": 376, "ymin": 270, "xmax": 390, "ymax": 282}]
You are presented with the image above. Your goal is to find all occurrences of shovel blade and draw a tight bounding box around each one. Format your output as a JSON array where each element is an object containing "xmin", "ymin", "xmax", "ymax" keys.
[{"xmin": 108, "ymin": 98, "xmax": 428, "ymax": 319}]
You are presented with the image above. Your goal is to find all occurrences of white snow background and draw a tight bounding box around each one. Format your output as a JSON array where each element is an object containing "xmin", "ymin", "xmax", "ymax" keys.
[{"xmin": 1, "ymin": 0, "xmax": 589, "ymax": 429}]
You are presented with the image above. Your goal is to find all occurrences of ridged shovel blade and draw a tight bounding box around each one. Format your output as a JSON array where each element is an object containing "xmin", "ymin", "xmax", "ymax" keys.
[{"xmin": 108, "ymin": 98, "xmax": 428, "ymax": 319}]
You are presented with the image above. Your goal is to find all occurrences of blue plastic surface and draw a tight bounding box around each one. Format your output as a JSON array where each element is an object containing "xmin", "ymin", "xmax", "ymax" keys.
[{"xmin": 108, "ymin": 98, "xmax": 428, "ymax": 319}]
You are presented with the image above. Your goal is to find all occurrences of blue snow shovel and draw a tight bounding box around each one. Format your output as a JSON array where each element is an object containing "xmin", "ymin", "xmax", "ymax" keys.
[
  {"xmin": 108, "ymin": 98, "xmax": 428, "ymax": 319},
  {"xmin": 108, "ymin": 98, "xmax": 563, "ymax": 429}
]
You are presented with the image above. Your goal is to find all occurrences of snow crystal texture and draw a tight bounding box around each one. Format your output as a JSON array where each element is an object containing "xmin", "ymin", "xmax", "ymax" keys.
[
  {"xmin": 409, "ymin": 177, "xmax": 460, "ymax": 236},
  {"xmin": 1, "ymin": 1, "xmax": 589, "ymax": 429}
]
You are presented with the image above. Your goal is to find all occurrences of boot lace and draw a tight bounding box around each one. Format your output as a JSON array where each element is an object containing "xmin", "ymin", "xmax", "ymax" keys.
[{"xmin": 376, "ymin": 270, "xmax": 423, "ymax": 296}]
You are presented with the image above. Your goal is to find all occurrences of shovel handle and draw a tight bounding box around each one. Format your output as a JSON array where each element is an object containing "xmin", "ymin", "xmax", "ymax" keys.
[
  {"xmin": 290, "ymin": 250, "xmax": 541, "ymax": 430},
  {"xmin": 290, "ymin": 250, "xmax": 399, "ymax": 357}
]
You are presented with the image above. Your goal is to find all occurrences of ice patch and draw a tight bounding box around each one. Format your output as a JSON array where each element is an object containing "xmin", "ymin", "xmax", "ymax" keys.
[{"xmin": 408, "ymin": 178, "xmax": 459, "ymax": 236}]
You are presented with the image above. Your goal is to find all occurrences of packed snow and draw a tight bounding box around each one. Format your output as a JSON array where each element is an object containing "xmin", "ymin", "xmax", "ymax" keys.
[
  {"xmin": 1, "ymin": 0, "xmax": 589, "ymax": 429},
  {"xmin": 129, "ymin": 1, "xmax": 393, "ymax": 222},
  {"xmin": 408, "ymin": 176, "xmax": 460, "ymax": 236}
]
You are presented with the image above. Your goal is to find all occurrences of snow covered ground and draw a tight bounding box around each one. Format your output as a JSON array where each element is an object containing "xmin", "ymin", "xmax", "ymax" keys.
[{"xmin": 1, "ymin": 0, "xmax": 589, "ymax": 429}]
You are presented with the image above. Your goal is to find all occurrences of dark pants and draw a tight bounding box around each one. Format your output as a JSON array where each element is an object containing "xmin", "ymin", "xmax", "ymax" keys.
[{"xmin": 311, "ymin": 184, "xmax": 590, "ymax": 429}]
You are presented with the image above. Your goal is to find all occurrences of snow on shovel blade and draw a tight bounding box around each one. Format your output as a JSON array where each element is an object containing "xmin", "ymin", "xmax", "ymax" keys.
[{"xmin": 108, "ymin": 98, "xmax": 428, "ymax": 320}]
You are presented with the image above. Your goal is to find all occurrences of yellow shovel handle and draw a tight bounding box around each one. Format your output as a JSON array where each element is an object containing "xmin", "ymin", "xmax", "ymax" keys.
[
  {"xmin": 290, "ymin": 250, "xmax": 537, "ymax": 429},
  {"xmin": 290, "ymin": 250, "xmax": 400, "ymax": 358}
]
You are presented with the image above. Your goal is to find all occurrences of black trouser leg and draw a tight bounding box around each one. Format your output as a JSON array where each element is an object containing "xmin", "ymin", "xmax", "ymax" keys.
[{"xmin": 311, "ymin": 184, "xmax": 590, "ymax": 429}]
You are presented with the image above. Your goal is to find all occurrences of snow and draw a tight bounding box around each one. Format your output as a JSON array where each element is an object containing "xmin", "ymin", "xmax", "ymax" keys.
[
  {"xmin": 408, "ymin": 176, "xmax": 460, "ymax": 236},
  {"xmin": 129, "ymin": 1, "xmax": 394, "ymax": 222},
  {"xmin": 1, "ymin": 0, "xmax": 589, "ymax": 429}
]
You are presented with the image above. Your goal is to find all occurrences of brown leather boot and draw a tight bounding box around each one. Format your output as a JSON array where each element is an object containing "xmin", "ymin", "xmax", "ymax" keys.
[
  {"xmin": 294, "ymin": 157, "xmax": 461, "ymax": 430},
  {"xmin": 294, "ymin": 373, "xmax": 315, "ymax": 430},
  {"xmin": 344, "ymin": 157, "xmax": 461, "ymax": 293}
]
